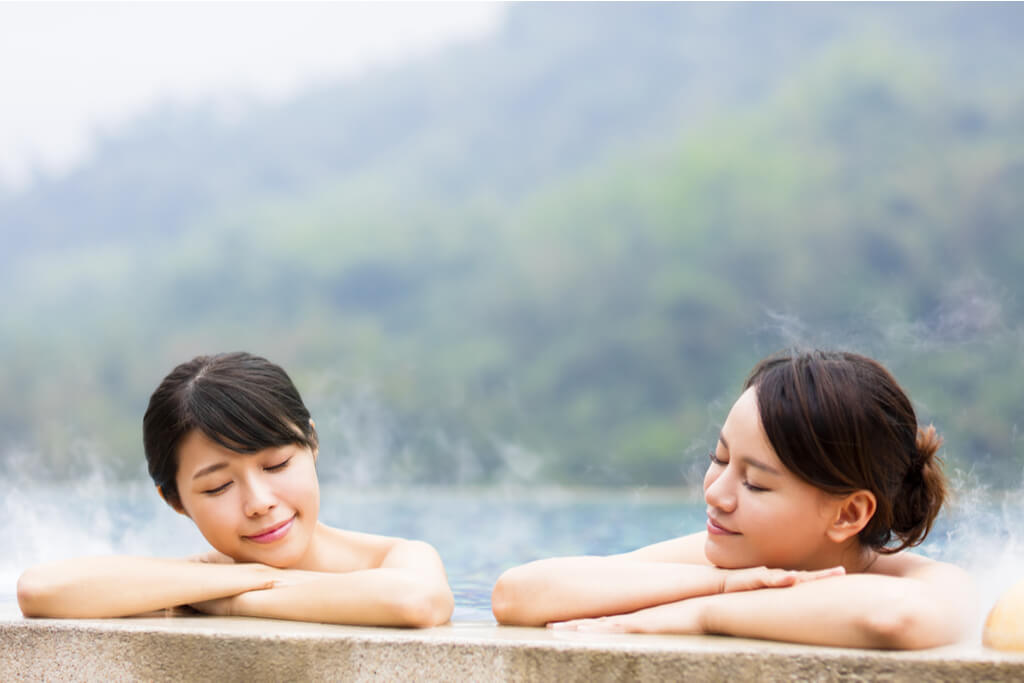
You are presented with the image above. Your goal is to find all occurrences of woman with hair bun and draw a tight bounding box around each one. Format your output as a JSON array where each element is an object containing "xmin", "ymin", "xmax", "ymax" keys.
[{"xmin": 492, "ymin": 349, "xmax": 975, "ymax": 649}]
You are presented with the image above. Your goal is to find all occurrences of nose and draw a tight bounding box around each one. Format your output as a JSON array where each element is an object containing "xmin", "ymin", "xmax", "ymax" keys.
[
  {"xmin": 242, "ymin": 475, "xmax": 276, "ymax": 518},
  {"xmin": 703, "ymin": 464, "xmax": 737, "ymax": 513}
]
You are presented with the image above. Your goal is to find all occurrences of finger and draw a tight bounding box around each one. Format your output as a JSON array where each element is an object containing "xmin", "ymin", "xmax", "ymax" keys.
[
  {"xmin": 759, "ymin": 574, "xmax": 797, "ymax": 588},
  {"xmin": 774, "ymin": 573, "xmax": 798, "ymax": 586},
  {"xmin": 810, "ymin": 566, "xmax": 845, "ymax": 579},
  {"xmin": 794, "ymin": 566, "xmax": 845, "ymax": 584}
]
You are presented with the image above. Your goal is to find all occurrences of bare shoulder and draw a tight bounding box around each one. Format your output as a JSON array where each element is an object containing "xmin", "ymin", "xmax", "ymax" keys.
[
  {"xmin": 870, "ymin": 551, "xmax": 973, "ymax": 586},
  {"xmin": 314, "ymin": 524, "xmax": 445, "ymax": 574},
  {"xmin": 616, "ymin": 532, "xmax": 712, "ymax": 564},
  {"xmin": 312, "ymin": 523, "xmax": 407, "ymax": 570}
]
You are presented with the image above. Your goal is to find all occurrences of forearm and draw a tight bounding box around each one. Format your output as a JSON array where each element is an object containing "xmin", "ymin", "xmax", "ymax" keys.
[
  {"xmin": 699, "ymin": 574, "xmax": 967, "ymax": 649},
  {"xmin": 17, "ymin": 556, "xmax": 275, "ymax": 618},
  {"xmin": 229, "ymin": 567, "xmax": 454, "ymax": 627},
  {"xmin": 492, "ymin": 557, "xmax": 723, "ymax": 626}
]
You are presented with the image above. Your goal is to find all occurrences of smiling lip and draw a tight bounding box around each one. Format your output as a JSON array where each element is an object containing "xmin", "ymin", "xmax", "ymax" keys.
[
  {"xmin": 244, "ymin": 516, "xmax": 295, "ymax": 544},
  {"xmin": 706, "ymin": 515, "xmax": 740, "ymax": 536}
]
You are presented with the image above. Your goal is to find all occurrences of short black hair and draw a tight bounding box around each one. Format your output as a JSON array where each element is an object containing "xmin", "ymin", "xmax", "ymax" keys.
[{"xmin": 143, "ymin": 352, "xmax": 318, "ymax": 509}]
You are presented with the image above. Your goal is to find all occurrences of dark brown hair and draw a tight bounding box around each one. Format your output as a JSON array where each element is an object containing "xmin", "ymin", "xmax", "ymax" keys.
[
  {"xmin": 745, "ymin": 349, "xmax": 945, "ymax": 553},
  {"xmin": 143, "ymin": 352, "xmax": 318, "ymax": 510}
]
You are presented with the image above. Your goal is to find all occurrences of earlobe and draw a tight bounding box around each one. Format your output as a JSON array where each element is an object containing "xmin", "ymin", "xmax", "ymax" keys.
[{"xmin": 826, "ymin": 490, "xmax": 876, "ymax": 544}]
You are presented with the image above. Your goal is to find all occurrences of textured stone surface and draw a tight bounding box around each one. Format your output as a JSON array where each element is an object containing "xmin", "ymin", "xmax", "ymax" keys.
[{"xmin": 3, "ymin": 604, "xmax": 1024, "ymax": 682}]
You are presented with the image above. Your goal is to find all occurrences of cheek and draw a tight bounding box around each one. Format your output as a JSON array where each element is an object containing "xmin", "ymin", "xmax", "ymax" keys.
[
  {"xmin": 747, "ymin": 497, "xmax": 823, "ymax": 549},
  {"xmin": 282, "ymin": 463, "xmax": 320, "ymax": 504},
  {"xmin": 187, "ymin": 497, "xmax": 242, "ymax": 552},
  {"xmin": 190, "ymin": 494, "xmax": 236, "ymax": 527}
]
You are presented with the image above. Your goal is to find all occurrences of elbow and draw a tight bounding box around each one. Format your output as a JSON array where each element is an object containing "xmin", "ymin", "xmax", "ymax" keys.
[
  {"xmin": 491, "ymin": 571, "xmax": 516, "ymax": 624},
  {"xmin": 861, "ymin": 607, "xmax": 919, "ymax": 649},
  {"xmin": 862, "ymin": 604, "xmax": 956, "ymax": 650},
  {"xmin": 491, "ymin": 568, "xmax": 536, "ymax": 626},
  {"xmin": 16, "ymin": 569, "xmax": 52, "ymax": 618},
  {"xmin": 395, "ymin": 583, "xmax": 454, "ymax": 628}
]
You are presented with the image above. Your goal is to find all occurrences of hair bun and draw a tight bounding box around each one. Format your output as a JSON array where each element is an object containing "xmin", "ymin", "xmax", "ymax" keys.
[
  {"xmin": 888, "ymin": 423, "xmax": 946, "ymax": 550},
  {"xmin": 915, "ymin": 424, "xmax": 943, "ymax": 463}
]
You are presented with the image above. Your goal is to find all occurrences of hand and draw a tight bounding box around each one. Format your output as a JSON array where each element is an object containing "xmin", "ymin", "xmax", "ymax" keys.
[
  {"xmin": 549, "ymin": 599, "xmax": 704, "ymax": 635},
  {"xmin": 188, "ymin": 574, "xmax": 282, "ymax": 616},
  {"xmin": 719, "ymin": 565, "xmax": 844, "ymax": 593}
]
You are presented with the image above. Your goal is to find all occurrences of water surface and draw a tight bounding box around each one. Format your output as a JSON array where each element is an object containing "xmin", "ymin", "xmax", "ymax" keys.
[{"xmin": 5, "ymin": 483, "xmax": 1020, "ymax": 622}]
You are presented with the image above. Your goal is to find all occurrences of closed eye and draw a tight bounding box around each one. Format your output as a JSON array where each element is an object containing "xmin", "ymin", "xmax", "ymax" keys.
[
  {"xmin": 708, "ymin": 451, "xmax": 726, "ymax": 466},
  {"xmin": 202, "ymin": 481, "xmax": 231, "ymax": 495},
  {"xmin": 743, "ymin": 481, "xmax": 769, "ymax": 492},
  {"xmin": 265, "ymin": 457, "xmax": 292, "ymax": 472}
]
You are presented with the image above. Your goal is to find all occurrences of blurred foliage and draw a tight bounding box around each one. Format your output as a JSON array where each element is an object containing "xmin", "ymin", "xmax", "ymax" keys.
[{"xmin": 1, "ymin": 3, "xmax": 1023, "ymax": 488}]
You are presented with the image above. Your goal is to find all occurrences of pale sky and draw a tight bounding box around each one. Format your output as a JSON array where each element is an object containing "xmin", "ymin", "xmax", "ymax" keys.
[{"xmin": 0, "ymin": 2, "xmax": 505, "ymax": 191}]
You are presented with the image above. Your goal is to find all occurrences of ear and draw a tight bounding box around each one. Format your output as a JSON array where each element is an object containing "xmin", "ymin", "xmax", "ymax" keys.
[
  {"xmin": 826, "ymin": 490, "xmax": 876, "ymax": 544},
  {"xmin": 309, "ymin": 419, "xmax": 318, "ymax": 462},
  {"xmin": 157, "ymin": 486, "xmax": 190, "ymax": 517}
]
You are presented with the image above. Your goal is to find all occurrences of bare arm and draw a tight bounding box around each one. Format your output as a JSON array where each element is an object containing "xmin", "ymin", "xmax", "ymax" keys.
[
  {"xmin": 553, "ymin": 559, "xmax": 976, "ymax": 649},
  {"xmin": 491, "ymin": 533, "xmax": 838, "ymax": 626},
  {"xmin": 493, "ymin": 556, "xmax": 730, "ymax": 626},
  {"xmin": 16, "ymin": 556, "xmax": 276, "ymax": 618},
  {"xmin": 700, "ymin": 560, "xmax": 976, "ymax": 649},
  {"xmin": 206, "ymin": 540, "xmax": 454, "ymax": 628}
]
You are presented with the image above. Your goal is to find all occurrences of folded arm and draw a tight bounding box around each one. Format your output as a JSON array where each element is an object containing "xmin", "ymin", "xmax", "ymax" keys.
[
  {"xmin": 201, "ymin": 540, "xmax": 454, "ymax": 628},
  {"xmin": 16, "ymin": 556, "xmax": 276, "ymax": 618},
  {"xmin": 700, "ymin": 562, "xmax": 976, "ymax": 649},
  {"xmin": 492, "ymin": 540, "xmax": 840, "ymax": 627},
  {"xmin": 553, "ymin": 561, "xmax": 976, "ymax": 649},
  {"xmin": 492, "ymin": 556, "xmax": 726, "ymax": 626}
]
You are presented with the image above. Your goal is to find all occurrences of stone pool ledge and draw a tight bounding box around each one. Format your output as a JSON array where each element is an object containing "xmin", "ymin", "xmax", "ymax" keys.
[{"xmin": 2, "ymin": 604, "xmax": 1022, "ymax": 682}]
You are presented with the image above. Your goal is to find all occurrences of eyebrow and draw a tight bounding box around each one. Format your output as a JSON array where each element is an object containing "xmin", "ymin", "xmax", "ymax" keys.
[
  {"xmin": 718, "ymin": 432, "xmax": 783, "ymax": 475},
  {"xmin": 192, "ymin": 462, "xmax": 229, "ymax": 480}
]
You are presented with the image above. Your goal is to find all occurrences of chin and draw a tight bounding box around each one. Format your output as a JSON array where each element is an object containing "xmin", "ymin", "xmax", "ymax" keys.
[
  {"xmin": 704, "ymin": 538, "xmax": 727, "ymax": 567},
  {"xmin": 253, "ymin": 546, "xmax": 304, "ymax": 569},
  {"xmin": 262, "ymin": 557, "xmax": 296, "ymax": 569},
  {"xmin": 705, "ymin": 538, "xmax": 750, "ymax": 569}
]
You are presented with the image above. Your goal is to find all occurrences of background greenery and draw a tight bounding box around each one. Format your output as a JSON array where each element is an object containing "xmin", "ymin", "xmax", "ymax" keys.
[{"xmin": 2, "ymin": 3, "xmax": 1022, "ymax": 489}]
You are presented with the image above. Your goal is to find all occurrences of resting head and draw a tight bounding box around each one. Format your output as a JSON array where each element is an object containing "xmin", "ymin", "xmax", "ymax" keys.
[
  {"xmin": 704, "ymin": 349, "xmax": 945, "ymax": 570},
  {"xmin": 142, "ymin": 351, "xmax": 319, "ymax": 514}
]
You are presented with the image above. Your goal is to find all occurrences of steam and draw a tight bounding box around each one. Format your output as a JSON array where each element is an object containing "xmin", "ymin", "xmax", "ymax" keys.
[
  {"xmin": 1, "ymin": 442, "xmax": 200, "ymax": 599},
  {"xmin": 754, "ymin": 275, "xmax": 1024, "ymax": 634},
  {"xmin": 928, "ymin": 468, "xmax": 1024, "ymax": 629},
  {"xmin": 306, "ymin": 373, "xmax": 548, "ymax": 488},
  {"xmin": 759, "ymin": 274, "xmax": 1019, "ymax": 355},
  {"xmin": 4, "ymin": 275, "xmax": 1023, "ymax": 632},
  {"xmin": 321, "ymin": 384, "xmax": 401, "ymax": 487},
  {"xmin": 887, "ymin": 275, "xmax": 1014, "ymax": 351}
]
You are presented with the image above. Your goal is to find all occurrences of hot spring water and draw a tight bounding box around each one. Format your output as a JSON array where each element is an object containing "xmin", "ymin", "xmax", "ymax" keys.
[{"xmin": 4, "ymin": 479, "xmax": 1022, "ymax": 627}]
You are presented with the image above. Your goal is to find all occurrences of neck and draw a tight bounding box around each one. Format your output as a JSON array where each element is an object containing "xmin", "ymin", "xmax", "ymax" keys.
[
  {"xmin": 290, "ymin": 521, "xmax": 327, "ymax": 570},
  {"xmin": 839, "ymin": 542, "xmax": 878, "ymax": 574}
]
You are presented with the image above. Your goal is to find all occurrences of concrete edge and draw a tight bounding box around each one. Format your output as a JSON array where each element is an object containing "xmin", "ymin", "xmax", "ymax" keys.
[{"xmin": 3, "ymin": 606, "xmax": 1024, "ymax": 682}]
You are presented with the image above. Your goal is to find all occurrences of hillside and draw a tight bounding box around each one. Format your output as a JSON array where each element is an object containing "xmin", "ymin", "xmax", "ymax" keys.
[{"xmin": 2, "ymin": 3, "xmax": 1023, "ymax": 486}]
